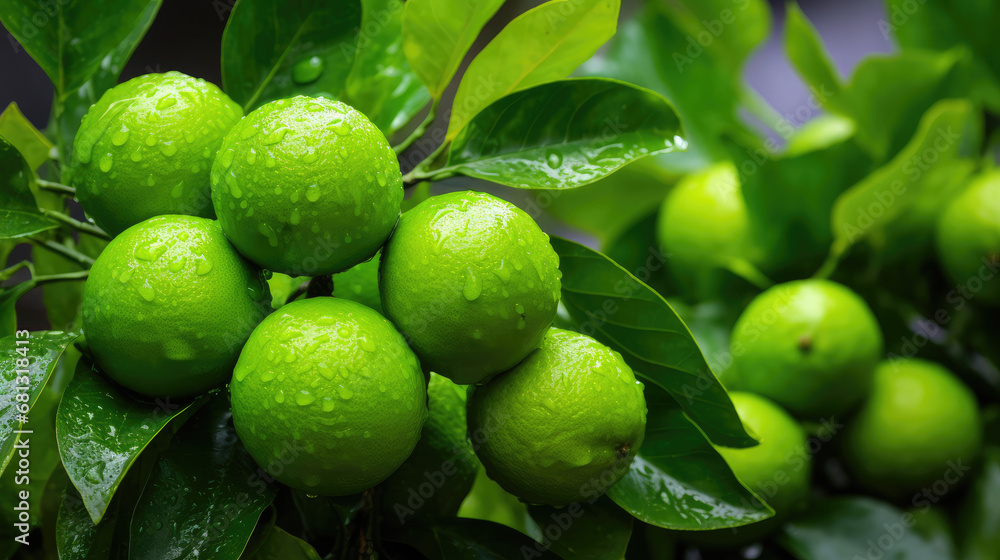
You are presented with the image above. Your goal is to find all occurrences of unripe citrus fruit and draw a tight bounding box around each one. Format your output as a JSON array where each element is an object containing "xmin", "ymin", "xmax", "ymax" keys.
[
  {"xmin": 211, "ymin": 96, "xmax": 402, "ymax": 275},
  {"xmin": 380, "ymin": 191, "xmax": 561, "ymax": 384},
  {"xmin": 936, "ymin": 170, "xmax": 1000, "ymax": 304},
  {"xmin": 467, "ymin": 328, "xmax": 646, "ymax": 506},
  {"xmin": 72, "ymin": 72, "xmax": 242, "ymax": 236},
  {"xmin": 381, "ymin": 373, "xmax": 478, "ymax": 523},
  {"xmin": 727, "ymin": 279, "xmax": 883, "ymax": 418},
  {"xmin": 843, "ymin": 360, "xmax": 982, "ymax": 498},
  {"xmin": 82, "ymin": 215, "xmax": 270, "ymax": 397},
  {"xmin": 230, "ymin": 297, "xmax": 427, "ymax": 496},
  {"xmin": 333, "ymin": 253, "xmax": 382, "ymax": 313}
]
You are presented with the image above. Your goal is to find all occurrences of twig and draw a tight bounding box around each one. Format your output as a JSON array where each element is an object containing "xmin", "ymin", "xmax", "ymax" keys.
[
  {"xmin": 40, "ymin": 209, "xmax": 111, "ymax": 240},
  {"xmin": 30, "ymin": 238, "xmax": 95, "ymax": 268},
  {"xmin": 33, "ymin": 270, "xmax": 89, "ymax": 285},
  {"xmin": 36, "ymin": 179, "xmax": 76, "ymax": 196},
  {"xmin": 393, "ymin": 102, "xmax": 437, "ymax": 155}
]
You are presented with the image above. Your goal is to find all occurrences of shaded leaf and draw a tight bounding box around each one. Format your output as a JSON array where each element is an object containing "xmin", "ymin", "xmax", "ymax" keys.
[
  {"xmin": 221, "ymin": 0, "xmax": 363, "ymax": 112},
  {"xmin": 401, "ymin": 0, "xmax": 505, "ymax": 100},
  {"xmin": 527, "ymin": 498, "xmax": 633, "ymax": 560},
  {"xmin": 0, "ymin": 330, "xmax": 77, "ymax": 475},
  {"xmin": 446, "ymin": 0, "xmax": 620, "ymax": 140},
  {"xmin": 551, "ymin": 237, "xmax": 754, "ymax": 448},
  {"xmin": 56, "ymin": 489, "xmax": 117, "ymax": 560},
  {"xmin": 56, "ymin": 359, "xmax": 201, "ymax": 523},
  {"xmin": 0, "ymin": 281, "xmax": 36, "ymax": 338},
  {"xmin": 0, "ymin": 103, "xmax": 52, "ymax": 170},
  {"xmin": 129, "ymin": 395, "xmax": 277, "ymax": 560},
  {"xmin": 783, "ymin": 4, "xmax": 844, "ymax": 110},
  {"xmin": 248, "ymin": 526, "xmax": 321, "ymax": 560},
  {"xmin": 393, "ymin": 517, "xmax": 559, "ymax": 560},
  {"xmin": 957, "ymin": 446, "xmax": 1000, "ymax": 560},
  {"xmin": 442, "ymin": 78, "xmax": 685, "ymax": 190},
  {"xmin": 607, "ymin": 383, "xmax": 773, "ymax": 530},
  {"xmin": 0, "ymin": 137, "xmax": 56, "ymax": 239}
]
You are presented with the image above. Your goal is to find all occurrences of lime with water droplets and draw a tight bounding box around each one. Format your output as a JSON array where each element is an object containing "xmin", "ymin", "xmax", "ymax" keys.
[
  {"xmin": 467, "ymin": 328, "xmax": 646, "ymax": 506},
  {"xmin": 379, "ymin": 191, "xmax": 561, "ymax": 384},
  {"xmin": 71, "ymin": 72, "xmax": 243, "ymax": 236},
  {"xmin": 211, "ymin": 96, "xmax": 402, "ymax": 276},
  {"xmin": 230, "ymin": 297, "xmax": 427, "ymax": 496},
  {"xmin": 81, "ymin": 215, "xmax": 271, "ymax": 397}
]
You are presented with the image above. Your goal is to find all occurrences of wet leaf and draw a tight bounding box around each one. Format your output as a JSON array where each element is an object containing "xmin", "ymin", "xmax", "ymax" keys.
[
  {"xmin": 0, "ymin": 137, "xmax": 56, "ymax": 239},
  {"xmin": 527, "ymin": 497, "xmax": 633, "ymax": 560}
]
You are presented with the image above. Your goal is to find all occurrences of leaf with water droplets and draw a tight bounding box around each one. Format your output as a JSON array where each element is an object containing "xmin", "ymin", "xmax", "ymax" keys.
[
  {"xmin": 56, "ymin": 359, "xmax": 202, "ymax": 523},
  {"xmin": 0, "ymin": 137, "xmax": 57, "ymax": 239},
  {"xmin": 129, "ymin": 395, "xmax": 277, "ymax": 559},
  {"xmin": 551, "ymin": 237, "xmax": 754, "ymax": 449},
  {"xmin": 0, "ymin": 331, "xmax": 77, "ymax": 476},
  {"xmin": 606, "ymin": 383, "xmax": 774, "ymax": 530},
  {"xmin": 441, "ymin": 79, "xmax": 685, "ymax": 190}
]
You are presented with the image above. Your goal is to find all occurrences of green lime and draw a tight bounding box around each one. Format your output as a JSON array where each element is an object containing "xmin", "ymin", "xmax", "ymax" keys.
[
  {"xmin": 380, "ymin": 373, "xmax": 478, "ymax": 524},
  {"xmin": 727, "ymin": 279, "xmax": 883, "ymax": 418},
  {"xmin": 936, "ymin": 170, "xmax": 1000, "ymax": 304},
  {"xmin": 467, "ymin": 328, "xmax": 646, "ymax": 506},
  {"xmin": 333, "ymin": 253, "xmax": 382, "ymax": 313},
  {"xmin": 379, "ymin": 191, "xmax": 561, "ymax": 384},
  {"xmin": 81, "ymin": 215, "xmax": 270, "ymax": 397},
  {"xmin": 230, "ymin": 297, "xmax": 426, "ymax": 496},
  {"xmin": 72, "ymin": 72, "xmax": 242, "ymax": 236},
  {"xmin": 211, "ymin": 96, "xmax": 401, "ymax": 276},
  {"xmin": 844, "ymin": 359, "xmax": 982, "ymax": 498}
]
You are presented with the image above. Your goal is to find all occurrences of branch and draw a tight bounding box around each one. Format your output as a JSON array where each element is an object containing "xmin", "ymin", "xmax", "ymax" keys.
[
  {"xmin": 40, "ymin": 209, "xmax": 111, "ymax": 240},
  {"xmin": 33, "ymin": 270, "xmax": 89, "ymax": 286},
  {"xmin": 36, "ymin": 179, "xmax": 76, "ymax": 196},
  {"xmin": 31, "ymin": 238, "xmax": 95, "ymax": 268},
  {"xmin": 392, "ymin": 102, "xmax": 437, "ymax": 155}
]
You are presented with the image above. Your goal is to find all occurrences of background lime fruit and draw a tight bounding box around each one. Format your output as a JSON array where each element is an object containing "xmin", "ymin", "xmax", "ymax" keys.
[
  {"xmin": 380, "ymin": 191, "xmax": 561, "ymax": 384},
  {"xmin": 843, "ymin": 359, "xmax": 982, "ymax": 498},
  {"xmin": 727, "ymin": 279, "xmax": 883, "ymax": 418},
  {"xmin": 467, "ymin": 328, "xmax": 646, "ymax": 506},
  {"xmin": 211, "ymin": 96, "xmax": 401, "ymax": 276},
  {"xmin": 936, "ymin": 170, "xmax": 1000, "ymax": 304},
  {"xmin": 230, "ymin": 297, "xmax": 427, "ymax": 496},
  {"xmin": 82, "ymin": 215, "xmax": 271, "ymax": 397},
  {"xmin": 333, "ymin": 253, "xmax": 382, "ymax": 313},
  {"xmin": 380, "ymin": 373, "xmax": 478, "ymax": 524},
  {"xmin": 72, "ymin": 71, "xmax": 242, "ymax": 236}
]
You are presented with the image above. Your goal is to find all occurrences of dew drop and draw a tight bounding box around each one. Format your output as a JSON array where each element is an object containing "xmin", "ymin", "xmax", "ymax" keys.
[
  {"xmin": 195, "ymin": 258, "xmax": 213, "ymax": 276},
  {"xmin": 138, "ymin": 280, "xmax": 155, "ymax": 302},
  {"xmin": 545, "ymin": 149, "xmax": 563, "ymax": 169},
  {"xmin": 292, "ymin": 56, "xmax": 324, "ymax": 84},
  {"xmin": 305, "ymin": 184, "xmax": 321, "ymax": 202},
  {"xmin": 111, "ymin": 126, "xmax": 129, "ymax": 146},
  {"xmin": 98, "ymin": 153, "xmax": 113, "ymax": 173},
  {"xmin": 295, "ymin": 391, "xmax": 316, "ymax": 406},
  {"xmin": 156, "ymin": 96, "xmax": 177, "ymax": 110},
  {"xmin": 463, "ymin": 268, "xmax": 482, "ymax": 301}
]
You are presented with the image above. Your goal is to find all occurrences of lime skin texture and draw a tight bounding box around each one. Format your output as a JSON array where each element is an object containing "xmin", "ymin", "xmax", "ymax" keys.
[
  {"xmin": 380, "ymin": 372, "xmax": 479, "ymax": 524},
  {"xmin": 230, "ymin": 297, "xmax": 427, "ymax": 497},
  {"xmin": 936, "ymin": 170, "xmax": 1000, "ymax": 304},
  {"xmin": 379, "ymin": 190, "xmax": 562, "ymax": 385},
  {"xmin": 72, "ymin": 71, "xmax": 243, "ymax": 236},
  {"xmin": 467, "ymin": 328, "xmax": 647, "ymax": 506},
  {"xmin": 844, "ymin": 359, "xmax": 982, "ymax": 499},
  {"xmin": 727, "ymin": 279, "xmax": 884, "ymax": 418},
  {"xmin": 81, "ymin": 215, "xmax": 271, "ymax": 397},
  {"xmin": 211, "ymin": 96, "xmax": 402, "ymax": 276}
]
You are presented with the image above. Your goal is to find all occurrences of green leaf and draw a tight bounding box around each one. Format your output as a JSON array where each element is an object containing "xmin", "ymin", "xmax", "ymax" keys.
[
  {"xmin": 825, "ymin": 99, "xmax": 979, "ymax": 271},
  {"xmin": 957, "ymin": 446, "xmax": 1000, "ymax": 560},
  {"xmin": 551, "ymin": 236, "xmax": 755, "ymax": 448},
  {"xmin": 0, "ymin": 103, "xmax": 52, "ymax": 170},
  {"xmin": 0, "ymin": 281, "xmax": 36, "ymax": 338},
  {"xmin": 777, "ymin": 496, "xmax": 944, "ymax": 560},
  {"xmin": 445, "ymin": 0, "xmax": 620, "ymax": 141},
  {"xmin": 56, "ymin": 490, "xmax": 117, "ymax": 560},
  {"xmin": 56, "ymin": 359, "xmax": 202, "ymax": 523},
  {"xmin": 581, "ymin": 0, "xmax": 770, "ymax": 171},
  {"xmin": 783, "ymin": 4, "xmax": 843, "ymax": 107},
  {"xmin": 266, "ymin": 272, "xmax": 303, "ymax": 309},
  {"xmin": 0, "ymin": 330, "xmax": 77, "ymax": 476},
  {"xmin": 527, "ymin": 498, "xmax": 633, "ymax": 560},
  {"xmin": 129, "ymin": 395, "xmax": 277, "ymax": 559},
  {"xmin": 440, "ymin": 78, "xmax": 685, "ymax": 190},
  {"xmin": 34, "ymin": 234, "xmax": 106, "ymax": 332},
  {"xmin": 393, "ymin": 518, "xmax": 559, "ymax": 560},
  {"xmin": 607, "ymin": 383, "xmax": 773, "ymax": 530},
  {"xmin": 886, "ymin": 0, "xmax": 1000, "ymax": 113},
  {"xmin": 458, "ymin": 464, "xmax": 529, "ymax": 534},
  {"xmin": 220, "ymin": 0, "xmax": 363, "ymax": 112},
  {"xmin": 248, "ymin": 526, "xmax": 322, "ymax": 560},
  {"xmin": 401, "ymin": 0, "xmax": 505, "ymax": 100},
  {"xmin": 343, "ymin": 0, "xmax": 431, "ymax": 136},
  {"xmin": 0, "ymin": 137, "xmax": 57, "ymax": 239},
  {"xmin": 0, "ymin": 0, "xmax": 161, "ymax": 95}
]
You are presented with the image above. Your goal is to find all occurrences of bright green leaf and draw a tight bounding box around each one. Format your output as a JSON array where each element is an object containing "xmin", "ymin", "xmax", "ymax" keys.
[
  {"xmin": 607, "ymin": 383, "xmax": 774, "ymax": 530},
  {"xmin": 0, "ymin": 331, "xmax": 77, "ymax": 476},
  {"xmin": 0, "ymin": 103, "xmax": 52, "ymax": 170},
  {"xmin": 551, "ymin": 237, "xmax": 755, "ymax": 448},
  {"xmin": 401, "ymin": 0, "xmax": 505, "ymax": 100},
  {"xmin": 0, "ymin": 137, "xmax": 57, "ymax": 239},
  {"xmin": 441, "ymin": 78, "xmax": 685, "ymax": 190},
  {"xmin": 446, "ymin": 0, "xmax": 620, "ymax": 140},
  {"xmin": 344, "ymin": 0, "xmax": 431, "ymax": 136},
  {"xmin": 56, "ymin": 359, "xmax": 202, "ymax": 523},
  {"xmin": 527, "ymin": 498, "xmax": 633, "ymax": 560},
  {"xmin": 784, "ymin": 4, "xmax": 844, "ymax": 107},
  {"xmin": 129, "ymin": 395, "xmax": 277, "ymax": 559},
  {"xmin": 220, "ymin": 0, "xmax": 363, "ymax": 112}
]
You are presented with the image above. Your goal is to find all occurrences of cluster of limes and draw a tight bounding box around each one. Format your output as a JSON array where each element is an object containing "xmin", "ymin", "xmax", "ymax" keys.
[
  {"xmin": 74, "ymin": 72, "xmax": 647, "ymax": 506},
  {"xmin": 656, "ymin": 161, "xmax": 987, "ymax": 543}
]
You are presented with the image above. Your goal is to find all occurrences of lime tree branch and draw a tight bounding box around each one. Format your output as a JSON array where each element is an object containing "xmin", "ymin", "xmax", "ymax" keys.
[
  {"xmin": 33, "ymin": 270, "xmax": 89, "ymax": 285},
  {"xmin": 401, "ymin": 141, "xmax": 451, "ymax": 186},
  {"xmin": 31, "ymin": 238, "xmax": 95, "ymax": 268},
  {"xmin": 36, "ymin": 179, "xmax": 77, "ymax": 196},
  {"xmin": 393, "ymin": 102, "xmax": 438, "ymax": 155},
  {"xmin": 40, "ymin": 208, "xmax": 111, "ymax": 240}
]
